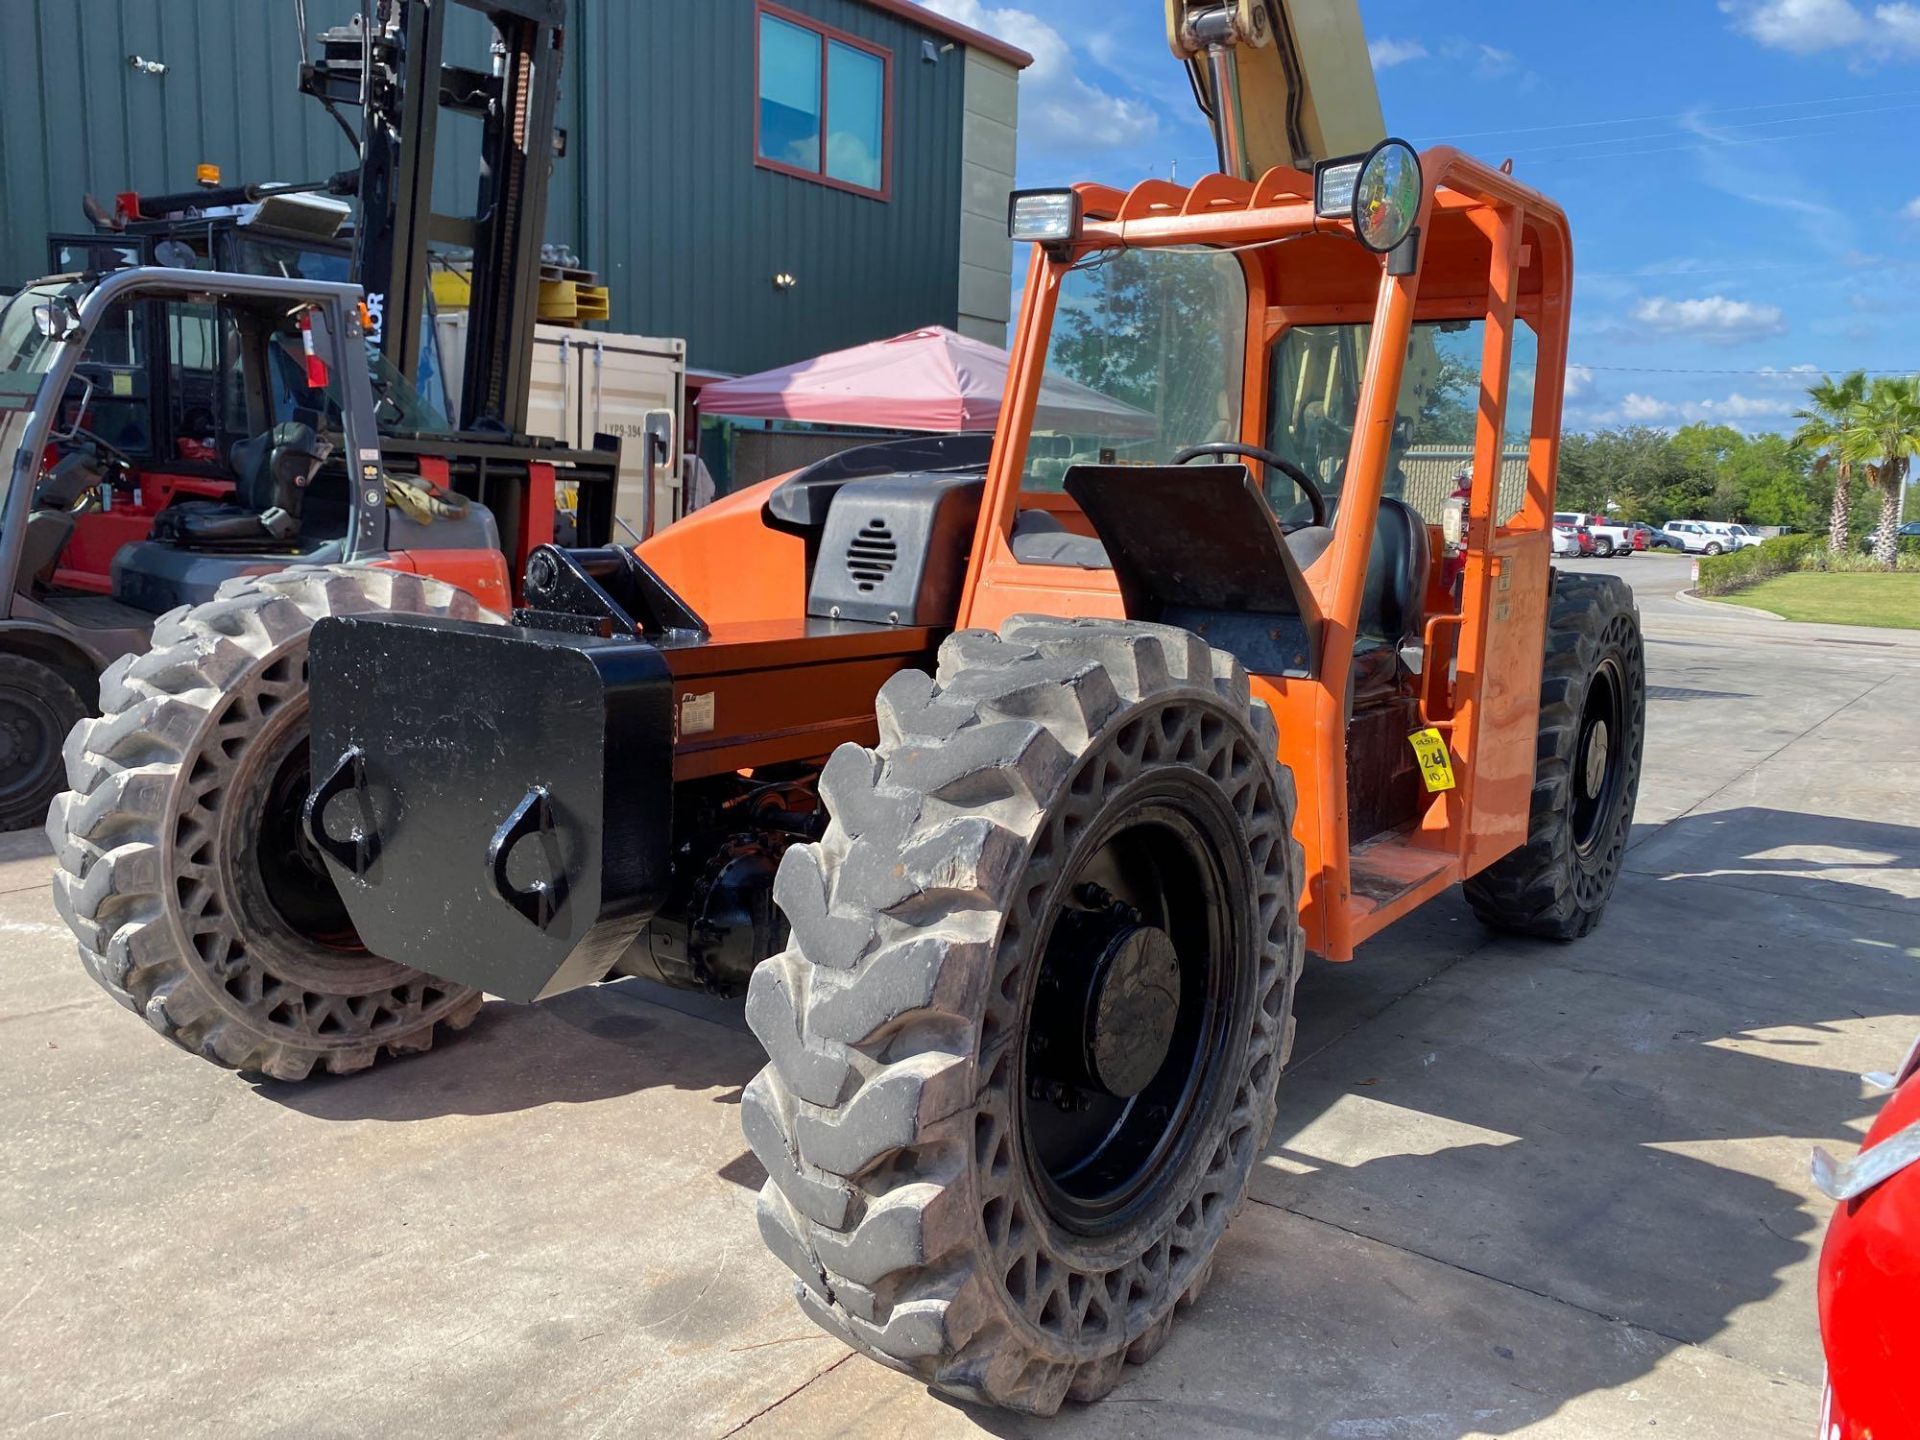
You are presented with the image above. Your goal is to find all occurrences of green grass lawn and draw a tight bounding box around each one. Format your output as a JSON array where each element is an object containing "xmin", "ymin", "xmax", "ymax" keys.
[{"xmin": 1708, "ymin": 571, "xmax": 1920, "ymax": 629}]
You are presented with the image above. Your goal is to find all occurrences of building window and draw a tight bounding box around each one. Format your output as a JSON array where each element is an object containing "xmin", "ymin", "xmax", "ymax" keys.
[{"xmin": 756, "ymin": 4, "xmax": 890, "ymax": 198}]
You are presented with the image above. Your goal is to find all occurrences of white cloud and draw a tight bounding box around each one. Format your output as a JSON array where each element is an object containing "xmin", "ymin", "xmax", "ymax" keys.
[
  {"xmin": 1620, "ymin": 393, "xmax": 1676, "ymax": 423},
  {"xmin": 1369, "ymin": 37, "xmax": 1428, "ymax": 67},
  {"xmin": 1723, "ymin": 0, "xmax": 1920, "ymax": 56},
  {"xmin": 1679, "ymin": 110, "xmax": 1857, "ymax": 259},
  {"xmin": 1629, "ymin": 295, "xmax": 1789, "ymax": 342},
  {"xmin": 1752, "ymin": 363, "xmax": 1825, "ymax": 384},
  {"xmin": 1472, "ymin": 43, "xmax": 1521, "ymax": 74},
  {"xmin": 1439, "ymin": 39, "xmax": 1521, "ymax": 78},
  {"xmin": 1883, "ymin": 2, "xmax": 1920, "ymax": 48},
  {"xmin": 1707, "ymin": 393, "xmax": 1797, "ymax": 419},
  {"xmin": 1564, "ymin": 364, "xmax": 1595, "ymax": 399},
  {"xmin": 1904, "ymin": 196, "xmax": 1920, "ymax": 220},
  {"xmin": 1593, "ymin": 390, "xmax": 1796, "ymax": 427},
  {"xmin": 916, "ymin": 0, "xmax": 1156, "ymax": 151},
  {"xmin": 1724, "ymin": 0, "xmax": 1869, "ymax": 51},
  {"xmin": 1084, "ymin": 31, "xmax": 1123, "ymax": 69}
]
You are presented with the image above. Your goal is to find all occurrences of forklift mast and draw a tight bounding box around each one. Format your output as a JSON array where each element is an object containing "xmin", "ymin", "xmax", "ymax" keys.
[{"xmin": 301, "ymin": 0, "xmax": 565, "ymax": 439}]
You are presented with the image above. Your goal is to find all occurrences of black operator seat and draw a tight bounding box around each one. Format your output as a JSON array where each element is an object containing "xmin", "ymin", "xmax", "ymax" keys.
[
  {"xmin": 1240, "ymin": 495, "xmax": 1428, "ymax": 653},
  {"xmin": 15, "ymin": 450, "xmax": 109, "ymax": 587},
  {"xmin": 151, "ymin": 422, "xmax": 325, "ymax": 549},
  {"xmin": 1350, "ymin": 496, "xmax": 1430, "ymax": 698},
  {"xmin": 1009, "ymin": 490, "xmax": 1429, "ymax": 653}
]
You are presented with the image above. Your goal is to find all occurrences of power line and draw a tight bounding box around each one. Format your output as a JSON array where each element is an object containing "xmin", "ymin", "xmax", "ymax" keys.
[
  {"xmin": 1497, "ymin": 101, "xmax": 1920, "ymax": 160},
  {"xmin": 1576, "ymin": 364, "xmax": 1920, "ymax": 376},
  {"xmin": 1582, "ymin": 255, "xmax": 1920, "ymax": 279},
  {"xmin": 1509, "ymin": 118, "xmax": 1912, "ymax": 169},
  {"xmin": 1167, "ymin": 98, "xmax": 1915, "ymax": 177},
  {"xmin": 1418, "ymin": 87, "xmax": 1914, "ymax": 144}
]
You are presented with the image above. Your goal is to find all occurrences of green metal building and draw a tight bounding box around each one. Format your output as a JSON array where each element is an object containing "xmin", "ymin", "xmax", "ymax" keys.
[{"xmin": 0, "ymin": 0, "xmax": 1027, "ymax": 376}]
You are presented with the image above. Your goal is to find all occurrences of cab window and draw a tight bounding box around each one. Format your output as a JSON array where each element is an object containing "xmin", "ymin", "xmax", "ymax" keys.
[
  {"xmin": 1020, "ymin": 248, "xmax": 1247, "ymax": 492},
  {"xmin": 267, "ymin": 311, "xmax": 453, "ymax": 438},
  {"xmin": 166, "ymin": 302, "xmax": 244, "ymax": 465},
  {"xmin": 1265, "ymin": 318, "xmax": 1539, "ymax": 525},
  {"xmin": 71, "ymin": 301, "xmax": 152, "ymax": 457}
]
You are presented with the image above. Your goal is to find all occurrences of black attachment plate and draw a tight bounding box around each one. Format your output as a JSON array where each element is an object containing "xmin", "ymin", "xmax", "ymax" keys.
[
  {"xmin": 516, "ymin": 543, "xmax": 708, "ymax": 640},
  {"xmin": 1063, "ymin": 463, "xmax": 1323, "ymax": 677},
  {"xmin": 308, "ymin": 612, "xmax": 674, "ymax": 1002}
]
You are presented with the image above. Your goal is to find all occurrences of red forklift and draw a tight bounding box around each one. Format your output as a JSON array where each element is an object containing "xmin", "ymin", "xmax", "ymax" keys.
[{"xmin": 10, "ymin": 0, "xmax": 616, "ymax": 829}]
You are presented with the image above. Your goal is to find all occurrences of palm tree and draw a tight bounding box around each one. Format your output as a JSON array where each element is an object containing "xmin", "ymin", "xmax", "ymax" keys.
[
  {"xmin": 1794, "ymin": 370, "xmax": 1868, "ymax": 553},
  {"xmin": 1838, "ymin": 375, "xmax": 1920, "ymax": 568}
]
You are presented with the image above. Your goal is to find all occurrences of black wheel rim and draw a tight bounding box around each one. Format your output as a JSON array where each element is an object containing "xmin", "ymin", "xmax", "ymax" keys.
[
  {"xmin": 1571, "ymin": 657, "xmax": 1627, "ymax": 855},
  {"xmin": 0, "ymin": 686, "xmax": 62, "ymax": 805},
  {"xmin": 1021, "ymin": 785, "xmax": 1241, "ymax": 1235},
  {"xmin": 252, "ymin": 735, "xmax": 364, "ymax": 952}
]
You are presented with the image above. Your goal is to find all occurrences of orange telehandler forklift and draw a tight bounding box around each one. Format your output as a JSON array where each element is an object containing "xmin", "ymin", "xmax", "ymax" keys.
[{"xmin": 55, "ymin": 0, "xmax": 1643, "ymax": 1416}]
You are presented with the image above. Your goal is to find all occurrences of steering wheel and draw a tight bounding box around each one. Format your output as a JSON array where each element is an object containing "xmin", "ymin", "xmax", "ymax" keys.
[
  {"xmin": 55, "ymin": 364, "xmax": 135, "ymax": 473},
  {"xmin": 1172, "ymin": 441, "xmax": 1328, "ymax": 529},
  {"xmin": 57, "ymin": 425, "xmax": 133, "ymax": 478}
]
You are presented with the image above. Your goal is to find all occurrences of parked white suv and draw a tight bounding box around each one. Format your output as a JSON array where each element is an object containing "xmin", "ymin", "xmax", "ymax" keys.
[
  {"xmin": 1664, "ymin": 520, "xmax": 1763, "ymax": 555},
  {"xmin": 1553, "ymin": 511, "xmax": 1635, "ymax": 557}
]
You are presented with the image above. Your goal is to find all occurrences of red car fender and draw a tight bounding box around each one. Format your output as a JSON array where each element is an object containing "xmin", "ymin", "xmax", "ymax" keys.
[{"xmin": 1816, "ymin": 1036, "xmax": 1920, "ymax": 1438}]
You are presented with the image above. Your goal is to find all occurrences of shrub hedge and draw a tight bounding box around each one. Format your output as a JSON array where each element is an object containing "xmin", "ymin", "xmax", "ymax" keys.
[{"xmin": 1696, "ymin": 532, "xmax": 1920, "ymax": 595}]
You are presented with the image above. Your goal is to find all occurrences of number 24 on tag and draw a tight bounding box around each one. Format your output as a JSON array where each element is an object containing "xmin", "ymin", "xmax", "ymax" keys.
[{"xmin": 1407, "ymin": 728, "xmax": 1456, "ymax": 792}]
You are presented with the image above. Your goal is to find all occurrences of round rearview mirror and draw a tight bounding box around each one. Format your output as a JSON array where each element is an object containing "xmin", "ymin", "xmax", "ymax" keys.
[
  {"xmin": 32, "ymin": 303, "xmax": 68, "ymax": 340},
  {"xmin": 1353, "ymin": 138, "xmax": 1422, "ymax": 254}
]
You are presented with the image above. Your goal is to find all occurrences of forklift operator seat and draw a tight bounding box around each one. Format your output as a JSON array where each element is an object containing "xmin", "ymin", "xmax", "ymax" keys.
[
  {"xmin": 151, "ymin": 422, "xmax": 324, "ymax": 549},
  {"xmin": 1350, "ymin": 495, "xmax": 1430, "ymax": 699},
  {"xmin": 14, "ymin": 450, "xmax": 110, "ymax": 589}
]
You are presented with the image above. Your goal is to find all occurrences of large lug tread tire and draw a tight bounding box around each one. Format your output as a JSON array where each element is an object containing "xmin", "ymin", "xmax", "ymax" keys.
[
  {"xmin": 745, "ymin": 616, "xmax": 1306, "ymax": 1415},
  {"xmin": 50, "ymin": 565, "xmax": 495, "ymax": 1080},
  {"xmin": 1463, "ymin": 570, "xmax": 1645, "ymax": 941}
]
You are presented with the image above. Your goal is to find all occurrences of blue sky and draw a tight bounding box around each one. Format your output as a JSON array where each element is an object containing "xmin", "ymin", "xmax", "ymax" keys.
[{"xmin": 921, "ymin": 0, "xmax": 1920, "ymax": 433}]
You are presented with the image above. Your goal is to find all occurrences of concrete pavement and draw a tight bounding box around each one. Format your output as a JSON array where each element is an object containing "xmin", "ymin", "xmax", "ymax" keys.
[{"xmin": 3, "ymin": 552, "xmax": 1915, "ymax": 1437}]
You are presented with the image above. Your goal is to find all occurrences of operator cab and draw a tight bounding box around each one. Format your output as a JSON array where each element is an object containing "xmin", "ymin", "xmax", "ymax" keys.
[
  {"xmin": 6, "ymin": 276, "xmax": 454, "ymax": 622},
  {"xmin": 965, "ymin": 148, "xmax": 1565, "ymax": 902},
  {"xmin": 13, "ymin": 223, "xmax": 463, "ymax": 620},
  {"xmin": 1000, "ymin": 242, "xmax": 1501, "ymax": 715}
]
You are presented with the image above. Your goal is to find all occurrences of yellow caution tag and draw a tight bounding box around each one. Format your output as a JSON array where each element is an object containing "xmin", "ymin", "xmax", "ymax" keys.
[
  {"xmin": 111, "ymin": 371, "xmax": 132, "ymax": 397},
  {"xmin": 1408, "ymin": 728, "xmax": 1456, "ymax": 792}
]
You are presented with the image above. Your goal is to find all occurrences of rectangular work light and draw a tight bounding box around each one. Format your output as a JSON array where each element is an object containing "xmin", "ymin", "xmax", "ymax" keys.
[
  {"xmin": 1008, "ymin": 188, "xmax": 1083, "ymax": 246},
  {"xmin": 1314, "ymin": 157, "xmax": 1363, "ymax": 219}
]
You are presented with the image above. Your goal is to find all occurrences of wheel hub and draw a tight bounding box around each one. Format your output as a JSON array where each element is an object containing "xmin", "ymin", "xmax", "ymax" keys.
[
  {"xmin": 1035, "ymin": 903, "xmax": 1182, "ymax": 1100},
  {"xmin": 0, "ymin": 695, "xmax": 54, "ymax": 782},
  {"xmin": 1583, "ymin": 719, "xmax": 1610, "ymax": 798}
]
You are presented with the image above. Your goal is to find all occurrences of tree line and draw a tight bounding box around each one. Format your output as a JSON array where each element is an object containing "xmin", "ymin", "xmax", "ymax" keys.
[
  {"xmin": 1556, "ymin": 425, "xmax": 1824, "ymax": 532},
  {"xmin": 1556, "ymin": 372, "xmax": 1919, "ymax": 568}
]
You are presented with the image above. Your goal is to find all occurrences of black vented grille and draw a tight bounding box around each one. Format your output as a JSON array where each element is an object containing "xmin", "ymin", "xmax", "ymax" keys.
[{"xmin": 847, "ymin": 518, "xmax": 898, "ymax": 592}]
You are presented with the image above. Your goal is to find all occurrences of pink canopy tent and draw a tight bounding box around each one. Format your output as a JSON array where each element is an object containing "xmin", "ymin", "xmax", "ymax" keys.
[{"xmin": 697, "ymin": 326, "xmax": 1156, "ymax": 437}]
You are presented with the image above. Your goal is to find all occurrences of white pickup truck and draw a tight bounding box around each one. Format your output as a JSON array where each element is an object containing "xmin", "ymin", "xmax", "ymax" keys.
[{"xmin": 1553, "ymin": 511, "xmax": 1637, "ymax": 557}]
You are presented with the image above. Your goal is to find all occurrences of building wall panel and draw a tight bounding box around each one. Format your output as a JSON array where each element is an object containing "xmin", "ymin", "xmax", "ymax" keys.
[{"xmin": 3, "ymin": 0, "xmax": 991, "ymax": 377}]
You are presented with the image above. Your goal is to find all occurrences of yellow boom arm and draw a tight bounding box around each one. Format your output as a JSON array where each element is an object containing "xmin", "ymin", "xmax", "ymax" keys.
[{"xmin": 1167, "ymin": 0, "xmax": 1384, "ymax": 178}]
